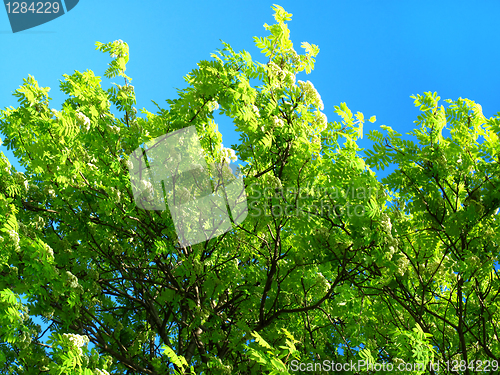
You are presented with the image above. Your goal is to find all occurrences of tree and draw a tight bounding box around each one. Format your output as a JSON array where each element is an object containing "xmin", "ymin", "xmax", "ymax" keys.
[{"xmin": 0, "ymin": 4, "xmax": 499, "ymax": 374}]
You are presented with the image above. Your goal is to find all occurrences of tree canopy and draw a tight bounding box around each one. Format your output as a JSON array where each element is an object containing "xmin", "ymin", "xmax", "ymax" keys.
[{"xmin": 0, "ymin": 4, "xmax": 499, "ymax": 375}]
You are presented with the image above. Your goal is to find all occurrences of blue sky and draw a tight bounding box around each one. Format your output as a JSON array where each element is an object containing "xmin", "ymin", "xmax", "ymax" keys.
[
  {"xmin": 1, "ymin": 0, "xmax": 500, "ymax": 365},
  {"xmin": 2, "ymin": 0, "xmax": 500, "ymax": 177}
]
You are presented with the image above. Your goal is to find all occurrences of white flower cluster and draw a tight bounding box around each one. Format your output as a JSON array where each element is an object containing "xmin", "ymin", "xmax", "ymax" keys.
[
  {"xmin": 265, "ymin": 174, "xmax": 282, "ymax": 189},
  {"xmin": 267, "ymin": 62, "xmax": 296, "ymax": 87},
  {"xmin": 272, "ymin": 115, "xmax": 284, "ymax": 128},
  {"xmin": 44, "ymin": 243, "xmax": 54, "ymax": 259},
  {"xmin": 62, "ymin": 333, "xmax": 89, "ymax": 356},
  {"xmin": 178, "ymin": 187, "xmax": 192, "ymax": 202},
  {"xmin": 251, "ymin": 104, "xmax": 260, "ymax": 117},
  {"xmin": 65, "ymin": 271, "xmax": 79, "ymax": 288},
  {"xmin": 268, "ymin": 62, "xmax": 282, "ymax": 76},
  {"xmin": 7, "ymin": 229, "xmax": 20, "ymax": 250},
  {"xmin": 137, "ymin": 179, "xmax": 154, "ymax": 199},
  {"xmin": 220, "ymin": 144, "xmax": 237, "ymax": 164},
  {"xmin": 108, "ymin": 125, "xmax": 120, "ymax": 134},
  {"xmin": 1, "ymin": 157, "xmax": 11, "ymax": 174},
  {"xmin": 315, "ymin": 272, "xmax": 331, "ymax": 291},
  {"xmin": 13, "ymin": 172, "xmax": 29, "ymax": 192},
  {"xmin": 17, "ymin": 222, "xmax": 26, "ymax": 237},
  {"xmin": 42, "ymin": 308, "xmax": 54, "ymax": 320},
  {"xmin": 126, "ymin": 84, "xmax": 134, "ymax": 92},
  {"xmin": 116, "ymin": 84, "xmax": 134, "ymax": 94},
  {"xmin": 18, "ymin": 330, "xmax": 31, "ymax": 347},
  {"xmin": 287, "ymin": 49, "xmax": 301, "ymax": 66},
  {"xmin": 76, "ymin": 111, "xmax": 91, "ymax": 131},
  {"xmin": 469, "ymin": 255, "xmax": 481, "ymax": 267},
  {"xmin": 111, "ymin": 39, "xmax": 125, "ymax": 58},
  {"xmin": 63, "ymin": 333, "xmax": 88, "ymax": 348},
  {"xmin": 109, "ymin": 186, "xmax": 122, "ymax": 203},
  {"xmin": 473, "ymin": 103, "xmax": 484, "ymax": 117},
  {"xmin": 380, "ymin": 214, "xmax": 392, "ymax": 233},
  {"xmin": 425, "ymin": 258, "xmax": 451, "ymax": 278},
  {"xmin": 396, "ymin": 256, "xmax": 410, "ymax": 276},
  {"xmin": 313, "ymin": 110, "xmax": 328, "ymax": 131},
  {"xmin": 379, "ymin": 213, "xmax": 399, "ymax": 261},
  {"xmin": 35, "ymin": 216, "xmax": 46, "ymax": 228},
  {"xmin": 298, "ymin": 80, "xmax": 324, "ymax": 110},
  {"xmin": 283, "ymin": 70, "xmax": 296, "ymax": 87},
  {"xmin": 207, "ymin": 101, "xmax": 219, "ymax": 112}
]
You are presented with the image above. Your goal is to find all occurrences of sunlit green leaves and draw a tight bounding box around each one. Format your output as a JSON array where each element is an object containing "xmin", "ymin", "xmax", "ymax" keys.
[
  {"xmin": 0, "ymin": 4, "xmax": 499, "ymax": 375},
  {"xmin": 95, "ymin": 40, "xmax": 132, "ymax": 81}
]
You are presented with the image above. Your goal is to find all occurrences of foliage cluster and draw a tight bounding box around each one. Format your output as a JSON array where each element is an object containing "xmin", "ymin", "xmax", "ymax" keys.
[{"xmin": 0, "ymin": 4, "xmax": 499, "ymax": 374}]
